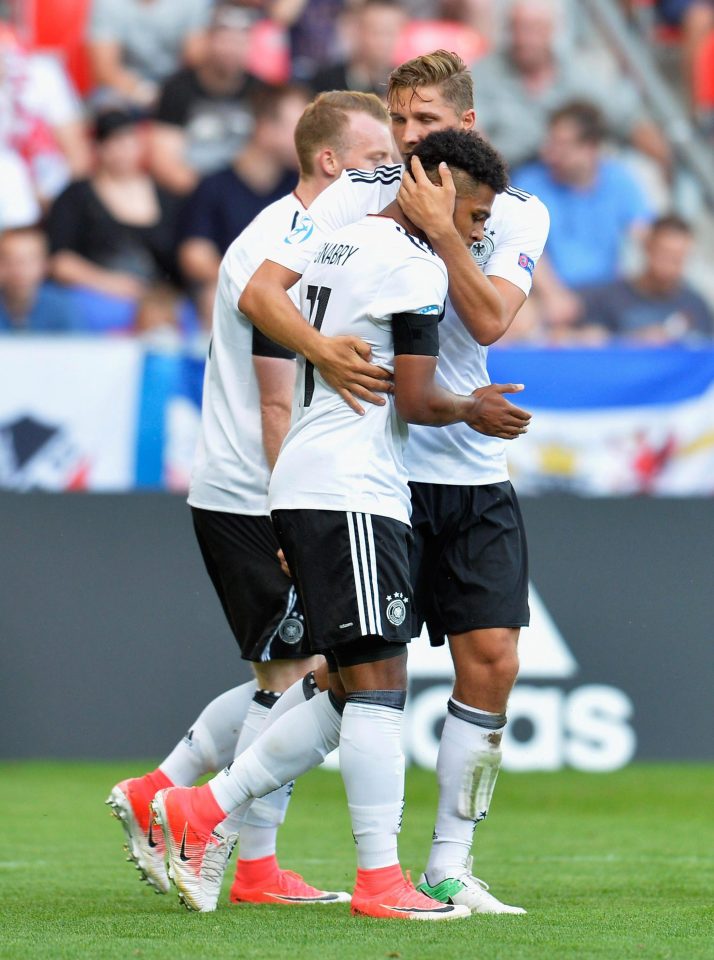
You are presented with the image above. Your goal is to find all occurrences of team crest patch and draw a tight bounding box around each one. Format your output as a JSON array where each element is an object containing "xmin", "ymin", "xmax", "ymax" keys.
[
  {"xmin": 470, "ymin": 235, "xmax": 495, "ymax": 266},
  {"xmin": 518, "ymin": 253, "xmax": 535, "ymax": 276},
  {"xmin": 284, "ymin": 214, "xmax": 314, "ymax": 245},
  {"xmin": 279, "ymin": 617, "xmax": 304, "ymax": 644},
  {"xmin": 386, "ymin": 592, "xmax": 409, "ymax": 627}
]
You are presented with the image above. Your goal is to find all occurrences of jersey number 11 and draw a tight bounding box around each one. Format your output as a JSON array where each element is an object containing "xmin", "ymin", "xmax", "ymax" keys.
[{"xmin": 304, "ymin": 284, "xmax": 332, "ymax": 406}]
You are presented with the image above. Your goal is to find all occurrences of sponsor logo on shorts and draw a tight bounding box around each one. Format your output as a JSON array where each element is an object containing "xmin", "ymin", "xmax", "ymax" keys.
[
  {"xmin": 279, "ymin": 617, "xmax": 304, "ymax": 644},
  {"xmin": 416, "ymin": 304, "xmax": 442, "ymax": 315},
  {"xmin": 386, "ymin": 592, "xmax": 408, "ymax": 626}
]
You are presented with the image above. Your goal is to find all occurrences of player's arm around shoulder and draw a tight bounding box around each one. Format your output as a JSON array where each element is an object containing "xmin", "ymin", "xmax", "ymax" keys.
[
  {"xmin": 241, "ymin": 258, "xmax": 392, "ymax": 416},
  {"xmin": 239, "ymin": 258, "xmax": 311, "ymax": 354},
  {"xmin": 238, "ymin": 166, "xmax": 383, "ymax": 343}
]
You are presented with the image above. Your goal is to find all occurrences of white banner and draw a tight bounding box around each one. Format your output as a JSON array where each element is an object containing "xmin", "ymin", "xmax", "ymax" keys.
[
  {"xmin": 506, "ymin": 384, "xmax": 714, "ymax": 496},
  {"xmin": 0, "ymin": 338, "xmax": 143, "ymax": 490}
]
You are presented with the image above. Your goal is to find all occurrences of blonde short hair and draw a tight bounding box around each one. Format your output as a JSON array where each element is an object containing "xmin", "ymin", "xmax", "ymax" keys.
[
  {"xmin": 387, "ymin": 50, "xmax": 474, "ymax": 115},
  {"xmin": 295, "ymin": 91, "xmax": 389, "ymax": 176}
]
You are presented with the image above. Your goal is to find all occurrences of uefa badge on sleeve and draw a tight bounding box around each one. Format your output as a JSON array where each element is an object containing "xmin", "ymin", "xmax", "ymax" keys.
[
  {"xmin": 518, "ymin": 253, "xmax": 535, "ymax": 276},
  {"xmin": 284, "ymin": 214, "xmax": 314, "ymax": 245}
]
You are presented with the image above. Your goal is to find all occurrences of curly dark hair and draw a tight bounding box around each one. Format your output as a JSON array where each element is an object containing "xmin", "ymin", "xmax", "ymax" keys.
[{"xmin": 408, "ymin": 129, "xmax": 509, "ymax": 196}]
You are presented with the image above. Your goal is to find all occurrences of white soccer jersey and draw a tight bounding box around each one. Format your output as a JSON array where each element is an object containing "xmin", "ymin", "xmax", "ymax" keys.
[
  {"xmin": 268, "ymin": 167, "xmax": 550, "ymax": 486},
  {"xmin": 187, "ymin": 192, "xmax": 305, "ymax": 515},
  {"xmin": 406, "ymin": 186, "xmax": 549, "ymax": 485},
  {"xmin": 268, "ymin": 215, "xmax": 448, "ymax": 525}
]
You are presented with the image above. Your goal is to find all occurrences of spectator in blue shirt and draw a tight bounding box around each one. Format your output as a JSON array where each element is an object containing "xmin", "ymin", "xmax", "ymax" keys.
[
  {"xmin": 0, "ymin": 227, "xmax": 76, "ymax": 333},
  {"xmin": 177, "ymin": 84, "xmax": 307, "ymax": 291},
  {"xmin": 514, "ymin": 100, "xmax": 654, "ymax": 337},
  {"xmin": 579, "ymin": 215, "xmax": 714, "ymax": 343}
]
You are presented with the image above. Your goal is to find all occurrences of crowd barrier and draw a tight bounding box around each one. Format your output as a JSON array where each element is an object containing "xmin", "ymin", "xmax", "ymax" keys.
[{"xmin": 1, "ymin": 491, "xmax": 711, "ymax": 766}]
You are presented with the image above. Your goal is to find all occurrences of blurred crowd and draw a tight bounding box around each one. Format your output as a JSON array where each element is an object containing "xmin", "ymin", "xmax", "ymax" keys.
[{"xmin": 0, "ymin": 0, "xmax": 713, "ymax": 346}]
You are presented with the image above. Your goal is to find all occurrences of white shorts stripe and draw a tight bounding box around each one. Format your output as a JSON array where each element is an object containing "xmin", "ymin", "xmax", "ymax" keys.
[
  {"xmin": 261, "ymin": 585, "xmax": 297, "ymax": 662},
  {"xmin": 346, "ymin": 512, "xmax": 368, "ymax": 634},
  {"xmin": 364, "ymin": 515, "xmax": 383, "ymax": 635},
  {"xmin": 354, "ymin": 514, "xmax": 377, "ymax": 634}
]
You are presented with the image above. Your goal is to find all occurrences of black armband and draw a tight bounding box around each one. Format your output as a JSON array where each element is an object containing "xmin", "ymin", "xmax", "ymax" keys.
[
  {"xmin": 252, "ymin": 325, "xmax": 296, "ymax": 360},
  {"xmin": 392, "ymin": 311, "xmax": 441, "ymax": 357}
]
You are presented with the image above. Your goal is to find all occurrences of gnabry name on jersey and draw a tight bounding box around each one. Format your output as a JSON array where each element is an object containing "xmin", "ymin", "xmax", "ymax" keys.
[{"xmin": 313, "ymin": 242, "xmax": 360, "ymax": 267}]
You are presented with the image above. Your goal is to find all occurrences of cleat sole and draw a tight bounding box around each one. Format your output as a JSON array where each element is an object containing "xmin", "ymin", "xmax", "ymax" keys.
[{"xmin": 107, "ymin": 786, "xmax": 170, "ymax": 895}]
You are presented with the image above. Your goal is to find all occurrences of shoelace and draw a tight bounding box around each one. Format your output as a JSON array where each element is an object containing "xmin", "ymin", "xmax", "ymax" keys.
[
  {"xmin": 201, "ymin": 833, "xmax": 237, "ymax": 885},
  {"xmin": 279, "ymin": 869, "xmax": 312, "ymax": 890},
  {"xmin": 459, "ymin": 857, "xmax": 489, "ymax": 892},
  {"xmin": 403, "ymin": 870, "xmax": 442, "ymax": 906}
]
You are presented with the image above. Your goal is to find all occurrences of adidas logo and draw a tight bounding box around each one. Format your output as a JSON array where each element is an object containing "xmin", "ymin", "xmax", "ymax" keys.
[
  {"xmin": 405, "ymin": 582, "xmax": 635, "ymax": 773},
  {"xmin": 322, "ymin": 583, "xmax": 636, "ymax": 774}
]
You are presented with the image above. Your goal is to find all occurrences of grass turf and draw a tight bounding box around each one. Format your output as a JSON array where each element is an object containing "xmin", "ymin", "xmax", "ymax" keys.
[{"xmin": 0, "ymin": 763, "xmax": 712, "ymax": 960}]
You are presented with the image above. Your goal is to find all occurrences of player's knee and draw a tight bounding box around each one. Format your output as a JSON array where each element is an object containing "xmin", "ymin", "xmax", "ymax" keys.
[
  {"xmin": 327, "ymin": 670, "xmax": 347, "ymax": 702},
  {"xmin": 333, "ymin": 637, "xmax": 408, "ymax": 691},
  {"xmin": 454, "ymin": 631, "xmax": 520, "ymax": 680},
  {"xmin": 254, "ymin": 656, "xmax": 322, "ymax": 692},
  {"xmin": 489, "ymin": 647, "xmax": 520, "ymax": 687},
  {"xmin": 454, "ymin": 647, "xmax": 519, "ymax": 704}
]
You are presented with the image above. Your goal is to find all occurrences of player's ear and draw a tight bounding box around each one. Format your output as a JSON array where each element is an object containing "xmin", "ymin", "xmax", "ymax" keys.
[
  {"xmin": 461, "ymin": 109, "xmax": 476, "ymax": 132},
  {"xmin": 317, "ymin": 147, "xmax": 339, "ymax": 178}
]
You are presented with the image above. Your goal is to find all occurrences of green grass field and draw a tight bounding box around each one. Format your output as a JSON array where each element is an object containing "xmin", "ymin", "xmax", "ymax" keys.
[{"xmin": 1, "ymin": 763, "xmax": 712, "ymax": 960}]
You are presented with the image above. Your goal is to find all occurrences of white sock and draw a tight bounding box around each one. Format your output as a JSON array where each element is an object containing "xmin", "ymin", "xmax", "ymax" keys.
[
  {"xmin": 236, "ymin": 675, "xmax": 318, "ymax": 853},
  {"xmin": 210, "ymin": 689, "xmax": 342, "ymax": 814},
  {"xmin": 425, "ymin": 698, "xmax": 505, "ymax": 884},
  {"xmin": 224, "ymin": 692, "xmax": 293, "ymax": 857},
  {"xmin": 340, "ymin": 692, "xmax": 406, "ymax": 870},
  {"xmin": 259, "ymin": 672, "xmax": 319, "ymax": 732},
  {"xmin": 159, "ymin": 680, "xmax": 257, "ymax": 785}
]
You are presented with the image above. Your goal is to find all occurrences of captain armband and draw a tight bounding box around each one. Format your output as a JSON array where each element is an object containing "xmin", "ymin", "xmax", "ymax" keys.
[
  {"xmin": 252, "ymin": 325, "xmax": 296, "ymax": 360},
  {"xmin": 392, "ymin": 311, "xmax": 442, "ymax": 357}
]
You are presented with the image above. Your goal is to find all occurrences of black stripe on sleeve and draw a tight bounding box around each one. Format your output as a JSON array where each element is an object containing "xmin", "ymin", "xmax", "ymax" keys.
[
  {"xmin": 506, "ymin": 185, "xmax": 532, "ymax": 202},
  {"xmin": 347, "ymin": 164, "xmax": 403, "ymax": 185},
  {"xmin": 392, "ymin": 312, "xmax": 441, "ymax": 357},
  {"xmin": 252, "ymin": 325, "xmax": 296, "ymax": 360}
]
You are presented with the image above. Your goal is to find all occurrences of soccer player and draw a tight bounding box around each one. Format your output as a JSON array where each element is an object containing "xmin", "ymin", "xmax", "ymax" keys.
[
  {"xmin": 238, "ymin": 50, "xmax": 550, "ymax": 914},
  {"xmin": 106, "ymin": 91, "xmax": 394, "ymax": 907},
  {"xmin": 152, "ymin": 129, "xmax": 509, "ymax": 921}
]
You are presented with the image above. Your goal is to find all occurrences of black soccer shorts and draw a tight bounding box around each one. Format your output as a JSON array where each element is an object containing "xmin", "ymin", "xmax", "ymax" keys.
[
  {"xmin": 191, "ymin": 507, "xmax": 311, "ymax": 662},
  {"xmin": 409, "ymin": 480, "xmax": 530, "ymax": 645},
  {"xmin": 270, "ymin": 509, "xmax": 414, "ymax": 654}
]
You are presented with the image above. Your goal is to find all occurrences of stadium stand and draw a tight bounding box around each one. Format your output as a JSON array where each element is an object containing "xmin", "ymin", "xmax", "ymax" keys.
[{"xmin": 1, "ymin": 0, "xmax": 714, "ymax": 491}]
